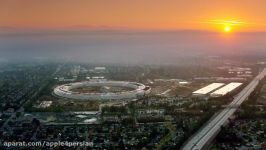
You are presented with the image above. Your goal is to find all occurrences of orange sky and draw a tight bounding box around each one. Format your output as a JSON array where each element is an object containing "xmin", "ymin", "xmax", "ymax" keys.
[{"xmin": 1, "ymin": 0, "xmax": 266, "ymax": 31}]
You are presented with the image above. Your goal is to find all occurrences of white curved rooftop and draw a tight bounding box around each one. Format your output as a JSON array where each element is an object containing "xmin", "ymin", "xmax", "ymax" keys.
[{"xmin": 54, "ymin": 80, "xmax": 151, "ymax": 100}]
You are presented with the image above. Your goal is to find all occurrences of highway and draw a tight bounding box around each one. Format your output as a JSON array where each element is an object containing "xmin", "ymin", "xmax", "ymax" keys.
[{"xmin": 182, "ymin": 68, "xmax": 266, "ymax": 150}]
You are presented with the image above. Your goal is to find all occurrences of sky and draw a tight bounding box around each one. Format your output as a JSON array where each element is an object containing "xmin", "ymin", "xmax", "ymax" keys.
[
  {"xmin": 1, "ymin": 0, "xmax": 266, "ymax": 31},
  {"xmin": 1, "ymin": 0, "xmax": 266, "ymax": 64},
  {"xmin": 1, "ymin": 31, "xmax": 266, "ymax": 64}
]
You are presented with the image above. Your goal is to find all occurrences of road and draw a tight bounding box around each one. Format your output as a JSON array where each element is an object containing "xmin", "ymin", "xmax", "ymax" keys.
[{"xmin": 182, "ymin": 68, "xmax": 266, "ymax": 150}]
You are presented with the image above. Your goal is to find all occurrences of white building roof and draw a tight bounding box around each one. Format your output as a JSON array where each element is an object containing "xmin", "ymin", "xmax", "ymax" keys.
[
  {"xmin": 211, "ymin": 82, "xmax": 242, "ymax": 97},
  {"xmin": 83, "ymin": 118, "xmax": 97, "ymax": 123},
  {"xmin": 94, "ymin": 67, "xmax": 106, "ymax": 70},
  {"xmin": 193, "ymin": 83, "xmax": 225, "ymax": 95}
]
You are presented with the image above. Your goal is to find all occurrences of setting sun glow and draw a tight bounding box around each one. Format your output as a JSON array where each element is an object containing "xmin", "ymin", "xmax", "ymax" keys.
[
  {"xmin": 207, "ymin": 20, "xmax": 245, "ymax": 32},
  {"xmin": 224, "ymin": 26, "xmax": 231, "ymax": 32}
]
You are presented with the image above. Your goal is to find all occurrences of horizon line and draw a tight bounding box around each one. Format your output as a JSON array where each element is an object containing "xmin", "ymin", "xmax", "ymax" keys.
[{"xmin": 1, "ymin": 26, "xmax": 266, "ymax": 34}]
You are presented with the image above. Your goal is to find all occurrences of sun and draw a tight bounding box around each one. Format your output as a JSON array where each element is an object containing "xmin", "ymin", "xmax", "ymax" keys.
[
  {"xmin": 207, "ymin": 19, "xmax": 245, "ymax": 33},
  {"xmin": 224, "ymin": 26, "xmax": 231, "ymax": 32}
]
